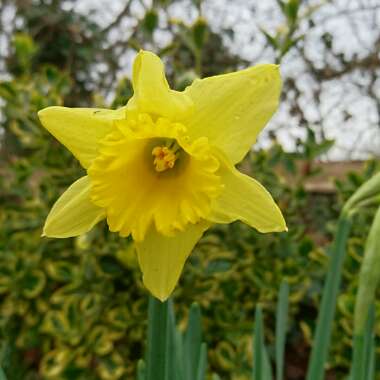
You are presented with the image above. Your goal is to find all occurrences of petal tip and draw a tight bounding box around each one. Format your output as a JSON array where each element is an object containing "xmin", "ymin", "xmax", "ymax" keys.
[
  {"xmin": 146, "ymin": 284, "xmax": 171, "ymax": 303},
  {"xmin": 41, "ymin": 224, "xmax": 49, "ymax": 237},
  {"xmin": 37, "ymin": 107, "xmax": 48, "ymax": 122},
  {"xmin": 37, "ymin": 106, "xmax": 63, "ymax": 125},
  {"xmin": 154, "ymin": 293, "xmax": 169, "ymax": 303},
  {"xmin": 258, "ymin": 224, "xmax": 287, "ymax": 234},
  {"xmin": 137, "ymin": 49, "xmax": 158, "ymax": 60},
  {"xmin": 38, "ymin": 106, "xmax": 57, "ymax": 116},
  {"xmin": 41, "ymin": 226, "xmax": 54, "ymax": 238},
  {"xmin": 273, "ymin": 217, "xmax": 287, "ymax": 233}
]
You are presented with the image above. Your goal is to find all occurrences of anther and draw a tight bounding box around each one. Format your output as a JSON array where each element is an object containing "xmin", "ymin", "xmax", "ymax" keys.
[{"xmin": 152, "ymin": 146, "xmax": 178, "ymax": 172}]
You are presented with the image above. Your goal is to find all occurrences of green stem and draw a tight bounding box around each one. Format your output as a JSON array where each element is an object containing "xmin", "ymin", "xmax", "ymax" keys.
[
  {"xmin": 351, "ymin": 335, "xmax": 366, "ymax": 380},
  {"xmin": 351, "ymin": 305, "xmax": 375, "ymax": 380},
  {"xmin": 147, "ymin": 296, "xmax": 169, "ymax": 380},
  {"xmin": 306, "ymin": 215, "xmax": 352, "ymax": 380},
  {"xmin": 354, "ymin": 206, "xmax": 380, "ymax": 334}
]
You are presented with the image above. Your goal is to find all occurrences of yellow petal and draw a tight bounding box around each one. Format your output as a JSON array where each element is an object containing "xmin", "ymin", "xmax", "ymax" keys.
[
  {"xmin": 43, "ymin": 176, "xmax": 105, "ymax": 238},
  {"xmin": 208, "ymin": 155, "xmax": 286, "ymax": 233},
  {"xmin": 135, "ymin": 222, "xmax": 209, "ymax": 301},
  {"xmin": 184, "ymin": 64, "xmax": 281, "ymax": 164},
  {"xmin": 129, "ymin": 50, "xmax": 193, "ymax": 120},
  {"xmin": 38, "ymin": 106, "xmax": 126, "ymax": 168}
]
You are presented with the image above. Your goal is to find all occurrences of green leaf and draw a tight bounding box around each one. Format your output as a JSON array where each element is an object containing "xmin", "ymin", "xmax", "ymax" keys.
[
  {"xmin": 137, "ymin": 360, "xmax": 146, "ymax": 380},
  {"xmin": 45, "ymin": 260, "xmax": 76, "ymax": 282},
  {"xmin": 97, "ymin": 352, "xmax": 125, "ymax": 380},
  {"xmin": 192, "ymin": 0, "xmax": 202, "ymax": 10},
  {"xmin": 354, "ymin": 206, "xmax": 380, "ymax": 334},
  {"xmin": 98, "ymin": 255, "xmax": 124, "ymax": 276},
  {"xmin": 306, "ymin": 216, "xmax": 352, "ymax": 380},
  {"xmin": 344, "ymin": 172, "xmax": 380, "ymax": 214},
  {"xmin": 21, "ymin": 269, "xmax": 46, "ymax": 298},
  {"xmin": 173, "ymin": 329, "xmax": 185, "ymax": 380},
  {"xmin": 363, "ymin": 307, "xmax": 375, "ymax": 380},
  {"xmin": 351, "ymin": 305, "xmax": 375, "ymax": 380},
  {"xmin": 88, "ymin": 325, "xmax": 113, "ymax": 356},
  {"xmin": 166, "ymin": 300, "xmax": 182, "ymax": 380},
  {"xmin": 0, "ymin": 82, "xmax": 17, "ymax": 100},
  {"xmin": 192, "ymin": 18, "xmax": 209, "ymax": 50},
  {"xmin": 253, "ymin": 306, "xmax": 272, "ymax": 380},
  {"xmin": 264, "ymin": 351, "xmax": 273, "ymax": 380},
  {"xmin": 143, "ymin": 9, "xmax": 159, "ymax": 34},
  {"xmin": 260, "ymin": 29, "xmax": 279, "ymax": 49},
  {"xmin": 40, "ymin": 348, "xmax": 71, "ymax": 379},
  {"xmin": 275, "ymin": 282, "xmax": 289, "ymax": 380},
  {"xmin": 285, "ymin": 0, "xmax": 300, "ymax": 24},
  {"xmin": 205, "ymin": 259, "xmax": 231, "ymax": 274},
  {"xmin": 184, "ymin": 303, "xmax": 202, "ymax": 380},
  {"xmin": 80, "ymin": 293, "xmax": 103, "ymax": 317},
  {"xmin": 366, "ymin": 325, "xmax": 376, "ymax": 380},
  {"xmin": 105, "ymin": 306, "xmax": 130, "ymax": 330},
  {"xmin": 0, "ymin": 366, "xmax": 7, "ymax": 380},
  {"xmin": 196, "ymin": 343, "xmax": 207, "ymax": 380}
]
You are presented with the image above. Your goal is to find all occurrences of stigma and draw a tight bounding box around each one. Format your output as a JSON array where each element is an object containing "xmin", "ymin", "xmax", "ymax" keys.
[{"xmin": 152, "ymin": 146, "xmax": 178, "ymax": 172}]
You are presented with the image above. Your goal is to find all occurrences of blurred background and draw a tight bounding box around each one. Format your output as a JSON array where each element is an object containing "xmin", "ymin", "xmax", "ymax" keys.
[{"xmin": 0, "ymin": 0, "xmax": 379, "ymax": 379}]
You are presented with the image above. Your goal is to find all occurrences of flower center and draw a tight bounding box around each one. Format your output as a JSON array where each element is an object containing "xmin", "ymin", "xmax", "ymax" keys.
[
  {"xmin": 89, "ymin": 113, "xmax": 222, "ymax": 240},
  {"xmin": 152, "ymin": 140, "xmax": 181, "ymax": 172}
]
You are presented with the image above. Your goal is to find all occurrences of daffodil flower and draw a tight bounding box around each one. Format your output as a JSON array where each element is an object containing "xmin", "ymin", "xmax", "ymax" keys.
[{"xmin": 38, "ymin": 51, "xmax": 286, "ymax": 301}]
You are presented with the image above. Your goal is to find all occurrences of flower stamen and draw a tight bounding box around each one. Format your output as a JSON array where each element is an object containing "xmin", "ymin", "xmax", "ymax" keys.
[{"xmin": 152, "ymin": 143, "xmax": 180, "ymax": 172}]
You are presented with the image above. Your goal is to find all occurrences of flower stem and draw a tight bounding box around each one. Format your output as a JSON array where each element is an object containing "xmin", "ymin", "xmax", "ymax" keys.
[
  {"xmin": 146, "ymin": 296, "xmax": 169, "ymax": 380},
  {"xmin": 351, "ymin": 305, "xmax": 375, "ymax": 380}
]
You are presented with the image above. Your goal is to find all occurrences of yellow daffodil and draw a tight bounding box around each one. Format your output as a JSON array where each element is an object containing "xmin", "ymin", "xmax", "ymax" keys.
[{"xmin": 38, "ymin": 50, "xmax": 286, "ymax": 301}]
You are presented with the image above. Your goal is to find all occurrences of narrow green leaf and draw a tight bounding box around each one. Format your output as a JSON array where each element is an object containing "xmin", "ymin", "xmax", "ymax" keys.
[
  {"xmin": 352, "ymin": 305, "xmax": 376, "ymax": 380},
  {"xmin": 184, "ymin": 303, "xmax": 202, "ymax": 380},
  {"xmin": 366, "ymin": 331, "xmax": 376, "ymax": 380},
  {"xmin": 354, "ymin": 207, "xmax": 380, "ymax": 335},
  {"xmin": 351, "ymin": 335, "xmax": 366, "ymax": 380},
  {"xmin": 253, "ymin": 306, "xmax": 264, "ymax": 380},
  {"xmin": 285, "ymin": 0, "xmax": 300, "ymax": 24},
  {"xmin": 174, "ymin": 329, "xmax": 185, "ymax": 380},
  {"xmin": 343, "ymin": 172, "xmax": 380, "ymax": 214},
  {"xmin": 0, "ymin": 367, "xmax": 7, "ymax": 380},
  {"xmin": 260, "ymin": 28, "xmax": 279, "ymax": 49},
  {"xmin": 147, "ymin": 296, "xmax": 169, "ymax": 380},
  {"xmin": 196, "ymin": 343, "xmax": 207, "ymax": 380},
  {"xmin": 166, "ymin": 300, "xmax": 186, "ymax": 380},
  {"xmin": 166, "ymin": 300, "xmax": 177, "ymax": 380},
  {"xmin": 212, "ymin": 374, "xmax": 221, "ymax": 380},
  {"xmin": 364, "ymin": 306, "xmax": 375, "ymax": 380},
  {"xmin": 263, "ymin": 345, "xmax": 273, "ymax": 380},
  {"xmin": 306, "ymin": 216, "xmax": 352, "ymax": 380},
  {"xmin": 258, "ymin": 309, "xmax": 273, "ymax": 380},
  {"xmin": 137, "ymin": 360, "xmax": 146, "ymax": 380},
  {"xmin": 275, "ymin": 282, "xmax": 289, "ymax": 380}
]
